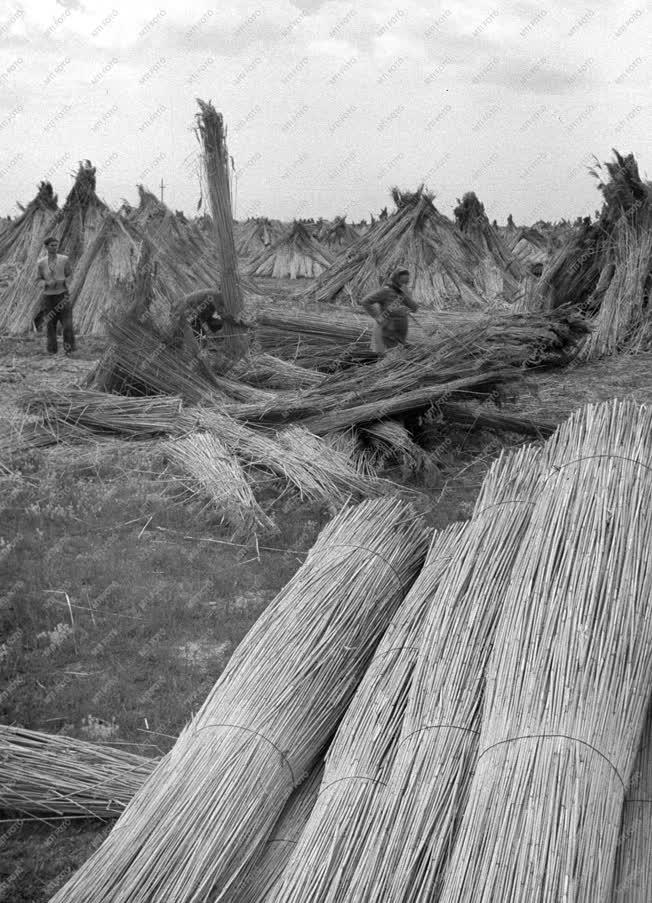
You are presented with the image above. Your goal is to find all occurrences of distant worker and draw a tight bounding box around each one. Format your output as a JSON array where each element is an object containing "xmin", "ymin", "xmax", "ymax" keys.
[
  {"xmin": 36, "ymin": 236, "xmax": 75, "ymax": 356},
  {"xmin": 184, "ymin": 288, "xmax": 226, "ymax": 341},
  {"xmin": 360, "ymin": 267, "xmax": 418, "ymax": 354}
]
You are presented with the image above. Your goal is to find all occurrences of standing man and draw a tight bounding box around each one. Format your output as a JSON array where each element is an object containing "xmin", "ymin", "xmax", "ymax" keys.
[
  {"xmin": 360, "ymin": 267, "xmax": 418, "ymax": 354},
  {"xmin": 36, "ymin": 236, "xmax": 75, "ymax": 356}
]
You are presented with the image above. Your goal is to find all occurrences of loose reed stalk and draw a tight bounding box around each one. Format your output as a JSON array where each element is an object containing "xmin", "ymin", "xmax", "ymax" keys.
[
  {"xmin": 50, "ymin": 498, "xmax": 429, "ymax": 903},
  {"xmin": 439, "ymin": 398, "xmax": 652, "ymax": 903}
]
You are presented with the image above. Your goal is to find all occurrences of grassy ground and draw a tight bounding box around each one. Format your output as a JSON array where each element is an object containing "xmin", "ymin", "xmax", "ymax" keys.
[{"xmin": 1, "ymin": 324, "xmax": 652, "ymax": 901}]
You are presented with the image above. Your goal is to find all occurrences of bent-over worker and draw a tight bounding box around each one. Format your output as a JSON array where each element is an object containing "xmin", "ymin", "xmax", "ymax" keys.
[
  {"xmin": 360, "ymin": 267, "xmax": 418, "ymax": 354},
  {"xmin": 36, "ymin": 236, "xmax": 75, "ymax": 356}
]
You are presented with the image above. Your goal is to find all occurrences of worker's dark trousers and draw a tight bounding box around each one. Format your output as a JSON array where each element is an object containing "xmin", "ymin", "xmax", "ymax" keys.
[{"xmin": 43, "ymin": 294, "xmax": 75, "ymax": 354}]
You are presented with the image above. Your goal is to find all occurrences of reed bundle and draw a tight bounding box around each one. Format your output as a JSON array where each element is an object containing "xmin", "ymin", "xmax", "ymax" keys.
[
  {"xmin": 20, "ymin": 389, "xmax": 185, "ymax": 442},
  {"xmin": 51, "ymin": 498, "xmax": 429, "ymax": 903},
  {"xmin": 0, "ymin": 182, "xmax": 59, "ymax": 334},
  {"xmin": 439, "ymin": 398, "xmax": 652, "ymax": 902},
  {"xmin": 341, "ymin": 441, "xmax": 546, "ymax": 902},
  {"xmin": 270, "ymin": 521, "xmax": 467, "ymax": 902},
  {"xmin": 235, "ymin": 762, "xmax": 325, "ymax": 902},
  {"xmin": 247, "ymin": 221, "xmax": 334, "ymax": 279},
  {"xmin": 612, "ymin": 700, "xmax": 652, "ymax": 901},
  {"xmin": 195, "ymin": 99, "xmax": 247, "ymax": 359},
  {"xmin": 0, "ymin": 725, "xmax": 155, "ymax": 821},
  {"xmin": 163, "ymin": 431, "xmax": 276, "ymax": 535},
  {"xmin": 196, "ymin": 409, "xmax": 381, "ymax": 504}
]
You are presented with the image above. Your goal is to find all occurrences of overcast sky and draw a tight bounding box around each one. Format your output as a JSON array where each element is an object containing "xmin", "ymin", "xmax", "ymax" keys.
[{"xmin": 0, "ymin": 0, "xmax": 649, "ymax": 225}]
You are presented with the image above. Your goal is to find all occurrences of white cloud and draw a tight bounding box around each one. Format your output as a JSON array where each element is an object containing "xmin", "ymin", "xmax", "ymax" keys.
[{"xmin": 0, "ymin": 0, "xmax": 649, "ymax": 224}]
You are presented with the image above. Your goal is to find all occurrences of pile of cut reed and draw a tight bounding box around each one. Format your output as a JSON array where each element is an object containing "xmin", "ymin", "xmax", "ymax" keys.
[
  {"xmin": 231, "ymin": 352, "xmax": 323, "ymax": 390},
  {"xmin": 89, "ymin": 314, "xmax": 224, "ymax": 403},
  {"xmin": 20, "ymin": 389, "xmax": 186, "ymax": 442},
  {"xmin": 163, "ymin": 431, "xmax": 276, "ymax": 535},
  {"xmin": 51, "ymin": 498, "xmax": 429, "ymax": 903},
  {"xmin": 439, "ymin": 398, "xmax": 652, "ymax": 902},
  {"xmin": 195, "ymin": 409, "xmax": 381, "ymax": 505},
  {"xmin": 360, "ymin": 419, "xmax": 435, "ymax": 473},
  {"xmin": 0, "ymin": 726, "xmax": 155, "ymax": 821}
]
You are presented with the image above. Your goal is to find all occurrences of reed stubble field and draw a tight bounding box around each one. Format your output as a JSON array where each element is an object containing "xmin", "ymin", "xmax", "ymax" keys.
[{"xmin": 1, "ymin": 326, "xmax": 652, "ymax": 902}]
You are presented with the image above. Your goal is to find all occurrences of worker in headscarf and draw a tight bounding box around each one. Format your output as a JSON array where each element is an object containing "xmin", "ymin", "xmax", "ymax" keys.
[{"xmin": 360, "ymin": 267, "xmax": 418, "ymax": 354}]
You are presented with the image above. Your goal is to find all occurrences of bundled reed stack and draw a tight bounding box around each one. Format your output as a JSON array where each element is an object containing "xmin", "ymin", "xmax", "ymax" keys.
[
  {"xmin": 195, "ymin": 99, "xmax": 247, "ymax": 360},
  {"xmin": 536, "ymin": 150, "xmax": 652, "ymax": 357},
  {"xmin": 129, "ymin": 185, "xmax": 223, "ymax": 297},
  {"xmin": 0, "ymin": 181, "xmax": 58, "ymax": 334},
  {"xmin": 303, "ymin": 186, "xmax": 504, "ymax": 310},
  {"xmin": 323, "ymin": 215, "xmax": 359, "ymax": 249},
  {"xmin": 439, "ymin": 398, "xmax": 652, "ymax": 902},
  {"xmin": 612, "ymin": 700, "xmax": 652, "ymax": 901},
  {"xmin": 54, "ymin": 160, "xmax": 108, "ymax": 265},
  {"xmin": 247, "ymin": 220, "xmax": 334, "ymax": 279},
  {"xmin": 0, "ymin": 725, "xmax": 155, "ymax": 820},
  {"xmin": 454, "ymin": 190, "xmax": 524, "ymax": 301},
  {"xmin": 236, "ymin": 217, "xmax": 283, "ymax": 258},
  {"xmin": 65, "ymin": 211, "xmax": 145, "ymax": 334},
  {"xmin": 51, "ymin": 498, "xmax": 429, "ymax": 903},
  {"xmin": 270, "ymin": 521, "xmax": 468, "ymax": 902}
]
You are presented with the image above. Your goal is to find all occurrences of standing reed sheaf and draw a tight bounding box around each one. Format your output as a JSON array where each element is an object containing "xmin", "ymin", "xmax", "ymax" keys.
[
  {"xmin": 536, "ymin": 150, "xmax": 652, "ymax": 358},
  {"xmin": 194, "ymin": 99, "xmax": 248, "ymax": 360},
  {"xmin": 49, "ymin": 498, "xmax": 429, "ymax": 903}
]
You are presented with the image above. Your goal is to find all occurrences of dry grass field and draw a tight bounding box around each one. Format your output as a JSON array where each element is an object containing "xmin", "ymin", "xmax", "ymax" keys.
[{"xmin": 1, "ymin": 313, "xmax": 652, "ymax": 901}]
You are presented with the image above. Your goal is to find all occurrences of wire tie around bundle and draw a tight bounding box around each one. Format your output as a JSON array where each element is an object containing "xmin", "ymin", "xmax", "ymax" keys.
[
  {"xmin": 545, "ymin": 454, "xmax": 652, "ymax": 484},
  {"xmin": 396, "ymin": 724, "xmax": 480, "ymax": 750},
  {"xmin": 194, "ymin": 722, "xmax": 296, "ymax": 788},
  {"xmin": 313, "ymin": 543, "xmax": 406, "ymax": 593},
  {"xmin": 317, "ymin": 775, "xmax": 388, "ymax": 798},
  {"xmin": 477, "ymin": 733, "xmax": 625, "ymax": 789},
  {"xmin": 474, "ymin": 498, "xmax": 535, "ymax": 517}
]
